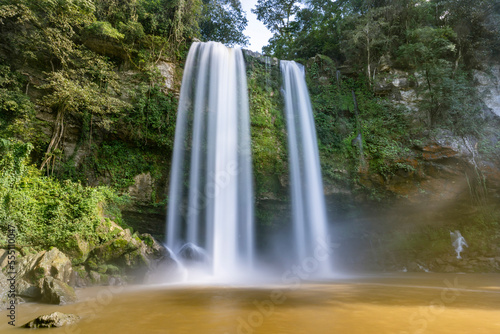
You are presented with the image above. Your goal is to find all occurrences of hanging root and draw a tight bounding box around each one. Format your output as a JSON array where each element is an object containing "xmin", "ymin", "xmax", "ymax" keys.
[{"xmin": 40, "ymin": 109, "xmax": 65, "ymax": 175}]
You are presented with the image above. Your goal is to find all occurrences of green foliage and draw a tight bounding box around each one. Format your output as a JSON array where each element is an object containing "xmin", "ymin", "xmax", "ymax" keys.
[
  {"xmin": 84, "ymin": 21, "xmax": 125, "ymax": 40},
  {"xmin": 247, "ymin": 57, "xmax": 287, "ymax": 195},
  {"xmin": 0, "ymin": 64, "xmax": 36, "ymax": 141},
  {"xmin": 126, "ymin": 84, "xmax": 178, "ymax": 149},
  {"xmin": 252, "ymin": 0, "xmax": 300, "ymax": 56},
  {"xmin": 94, "ymin": 0, "xmax": 139, "ymax": 26},
  {"xmin": 117, "ymin": 20, "xmax": 146, "ymax": 43},
  {"xmin": 0, "ymin": 138, "xmax": 126, "ymax": 254},
  {"xmin": 305, "ymin": 55, "xmax": 416, "ymax": 183},
  {"xmin": 200, "ymin": 0, "xmax": 249, "ymax": 47},
  {"xmin": 137, "ymin": 0, "xmax": 202, "ymax": 43},
  {"xmin": 0, "ymin": 0, "xmax": 95, "ymax": 69},
  {"xmin": 58, "ymin": 139, "xmax": 166, "ymax": 194},
  {"xmin": 39, "ymin": 67, "xmax": 127, "ymax": 118}
]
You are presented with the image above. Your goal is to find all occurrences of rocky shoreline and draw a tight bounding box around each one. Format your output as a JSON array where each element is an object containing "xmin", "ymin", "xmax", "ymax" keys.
[{"xmin": 0, "ymin": 223, "xmax": 179, "ymax": 311}]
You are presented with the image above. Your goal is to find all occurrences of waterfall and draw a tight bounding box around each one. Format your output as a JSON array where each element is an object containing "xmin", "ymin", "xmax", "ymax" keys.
[
  {"xmin": 281, "ymin": 60, "xmax": 332, "ymax": 276},
  {"xmin": 166, "ymin": 42, "xmax": 254, "ymax": 279}
]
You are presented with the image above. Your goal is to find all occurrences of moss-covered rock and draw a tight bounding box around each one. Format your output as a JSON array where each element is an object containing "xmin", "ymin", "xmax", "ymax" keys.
[
  {"xmin": 16, "ymin": 248, "xmax": 73, "ymax": 285},
  {"xmin": 23, "ymin": 312, "xmax": 80, "ymax": 328},
  {"xmin": 86, "ymin": 228, "xmax": 139, "ymax": 264}
]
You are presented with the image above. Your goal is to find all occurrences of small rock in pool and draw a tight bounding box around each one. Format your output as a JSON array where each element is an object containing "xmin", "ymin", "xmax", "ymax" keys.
[{"xmin": 23, "ymin": 312, "xmax": 80, "ymax": 328}]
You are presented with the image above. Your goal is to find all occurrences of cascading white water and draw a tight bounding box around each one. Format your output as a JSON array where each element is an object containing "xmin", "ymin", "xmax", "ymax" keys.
[
  {"xmin": 281, "ymin": 60, "xmax": 332, "ymax": 276},
  {"xmin": 166, "ymin": 42, "xmax": 254, "ymax": 279}
]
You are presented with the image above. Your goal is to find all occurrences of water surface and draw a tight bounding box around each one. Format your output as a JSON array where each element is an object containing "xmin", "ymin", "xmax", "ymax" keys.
[{"xmin": 2, "ymin": 273, "xmax": 499, "ymax": 333}]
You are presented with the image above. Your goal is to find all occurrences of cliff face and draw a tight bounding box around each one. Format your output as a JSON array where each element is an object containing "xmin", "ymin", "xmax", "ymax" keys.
[
  {"xmin": 24, "ymin": 48, "xmax": 500, "ymax": 272},
  {"xmin": 316, "ymin": 61, "xmax": 500, "ymax": 273}
]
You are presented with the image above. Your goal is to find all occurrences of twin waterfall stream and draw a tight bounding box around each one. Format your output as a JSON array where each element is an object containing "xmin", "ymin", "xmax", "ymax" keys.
[{"xmin": 166, "ymin": 42, "xmax": 331, "ymax": 279}]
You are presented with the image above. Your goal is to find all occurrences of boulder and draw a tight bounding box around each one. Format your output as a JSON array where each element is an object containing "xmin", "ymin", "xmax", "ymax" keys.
[
  {"xmin": 69, "ymin": 266, "xmax": 90, "ymax": 287},
  {"xmin": 444, "ymin": 264, "xmax": 457, "ymax": 273},
  {"xmin": 0, "ymin": 249, "xmax": 10, "ymax": 268},
  {"xmin": 87, "ymin": 229, "xmax": 140, "ymax": 265},
  {"xmin": 140, "ymin": 233, "xmax": 168, "ymax": 258},
  {"xmin": 23, "ymin": 312, "xmax": 80, "ymax": 328},
  {"xmin": 0, "ymin": 270, "xmax": 9, "ymax": 310},
  {"xmin": 40, "ymin": 277, "xmax": 77, "ymax": 305},
  {"xmin": 64, "ymin": 235, "xmax": 92, "ymax": 265},
  {"xmin": 17, "ymin": 248, "xmax": 73, "ymax": 285},
  {"xmin": 177, "ymin": 243, "xmax": 210, "ymax": 265},
  {"xmin": 145, "ymin": 248, "xmax": 186, "ymax": 284},
  {"xmin": 16, "ymin": 279, "xmax": 41, "ymax": 299}
]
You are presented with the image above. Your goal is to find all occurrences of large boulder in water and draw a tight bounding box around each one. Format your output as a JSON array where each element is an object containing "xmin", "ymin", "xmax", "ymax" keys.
[
  {"xmin": 40, "ymin": 277, "xmax": 77, "ymax": 305},
  {"xmin": 177, "ymin": 243, "xmax": 210, "ymax": 266},
  {"xmin": 145, "ymin": 246, "xmax": 186, "ymax": 284}
]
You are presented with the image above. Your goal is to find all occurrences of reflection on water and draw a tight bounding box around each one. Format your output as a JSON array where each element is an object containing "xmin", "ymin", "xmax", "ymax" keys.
[{"xmin": 1, "ymin": 273, "xmax": 500, "ymax": 333}]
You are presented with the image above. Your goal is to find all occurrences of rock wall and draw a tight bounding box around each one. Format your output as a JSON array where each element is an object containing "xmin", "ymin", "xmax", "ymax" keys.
[{"xmin": 474, "ymin": 65, "xmax": 500, "ymax": 117}]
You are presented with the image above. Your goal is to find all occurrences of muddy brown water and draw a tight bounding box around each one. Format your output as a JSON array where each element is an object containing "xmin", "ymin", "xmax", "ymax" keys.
[{"xmin": 1, "ymin": 273, "xmax": 499, "ymax": 333}]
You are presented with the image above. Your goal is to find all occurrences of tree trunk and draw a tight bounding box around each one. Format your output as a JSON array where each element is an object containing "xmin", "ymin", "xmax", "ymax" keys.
[
  {"xmin": 366, "ymin": 26, "xmax": 372, "ymax": 88},
  {"xmin": 40, "ymin": 108, "xmax": 65, "ymax": 174}
]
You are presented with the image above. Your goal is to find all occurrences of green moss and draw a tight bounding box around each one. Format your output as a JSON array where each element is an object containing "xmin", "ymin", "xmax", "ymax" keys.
[
  {"xmin": 84, "ymin": 21, "xmax": 124, "ymax": 41},
  {"xmin": 247, "ymin": 57, "xmax": 287, "ymax": 197},
  {"xmin": 112, "ymin": 238, "xmax": 129, "ymax": 250},
  {"xmin": 141, "ymin": 235, "xmax": 154, "ymax": 247},
  {"xmin": 105, "ymin": 264, "xmax": 121, "ymax": 275},
  {"xmin": 34, "ymin": 267, "xmax": 45, "ymax": 280},
  {"xmin": 97, "ymin": 264, "xmax": 108, "ymax": 274}
]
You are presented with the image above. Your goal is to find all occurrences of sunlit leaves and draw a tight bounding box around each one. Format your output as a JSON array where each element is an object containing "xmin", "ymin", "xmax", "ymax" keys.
[{"xmin": 200, "ymin": 0, "xmax": 249, "ymax": 46}]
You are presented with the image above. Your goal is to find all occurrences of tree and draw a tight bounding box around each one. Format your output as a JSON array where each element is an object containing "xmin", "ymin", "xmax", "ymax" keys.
[
  {"xmin": 138, "ymin": 0, "xmax": 202, "ymax": 43},
  {"xmin": 290, "ymin": 0, "xmax": 343, "ymax": 60},
  {"xmin": 434, "ymin": 0, "xmax": 500, "ymax": 67},
  {"xmin": 200, "ymin": 0, "xmax": 249, "ymax": 46},
  {"xmin": 252, "ymin": 0, "xmax": 300, "ymax": 57},
  {"xmin": 0, "ymin": 1, "xmax": 129, "ymax": 175},
  {"xmin": 341, "ymin": 7, "xmax": 390, "ymax": 88}
]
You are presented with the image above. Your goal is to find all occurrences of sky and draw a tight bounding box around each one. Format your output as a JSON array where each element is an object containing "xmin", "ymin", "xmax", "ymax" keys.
[{"xmin": 238, "ymin": 0, "xmax": 273, "ymax": 53}]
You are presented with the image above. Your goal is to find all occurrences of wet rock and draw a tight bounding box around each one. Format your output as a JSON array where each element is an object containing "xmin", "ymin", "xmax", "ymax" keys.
[
  {"xmin": 23, "ymin": 312, "xmax": 80, "ymax": 328},
  {"xmin": 177, "ymin": 243, "xmax": 210, "ymax": 264},
  {"xmin": 41, "ymin": 277, "xmax": 77, "ymax": 305},
  {"xmin": 83, "ymin": 229, "xmax": 173, "ymax": 284},
  {"xmin": 107, "ymin": 276, "xmax": 125, "ymax": 286},
  {"xmin": 421, "ymin": 143, "xmax": 460, "ymax": 161},
  {"xmin": 140, "ymin": 233, "xmax": 167, "ymax": 258}
]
